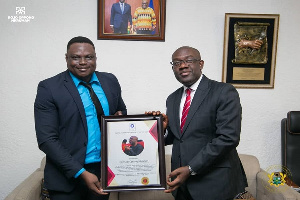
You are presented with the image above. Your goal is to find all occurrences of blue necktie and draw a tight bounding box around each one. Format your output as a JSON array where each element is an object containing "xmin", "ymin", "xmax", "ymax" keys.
[{"xmin": 121, "ymin": 3, "xmax": 124, "ymax": 14}]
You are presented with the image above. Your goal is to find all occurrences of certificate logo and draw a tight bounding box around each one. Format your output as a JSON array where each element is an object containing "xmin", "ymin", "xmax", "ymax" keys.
[
  {"xmin": 141, "ymin": 177, "xmax": 149, "ymax": 185},
  {"xmin": 129, "ymin": 123, "xmax": 136, "ymax": 131}
]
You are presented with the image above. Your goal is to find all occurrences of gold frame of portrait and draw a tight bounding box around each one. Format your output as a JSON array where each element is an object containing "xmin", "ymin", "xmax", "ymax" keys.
[
  {"xmin": 222, "ymin": 13, "xmax": 280, "ymax": 88},
  {"xmin": 97, "ymin": 0, "xmax": 166, "ymax": 41},
  {"xmin": 100, "ymin": 114, "xmax": 166, "ymax": 192}
]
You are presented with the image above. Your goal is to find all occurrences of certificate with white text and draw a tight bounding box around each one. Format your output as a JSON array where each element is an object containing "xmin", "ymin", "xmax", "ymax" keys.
[{"xmin": 100, "ymin": 115, "xmax": 166, "ymax": 192}]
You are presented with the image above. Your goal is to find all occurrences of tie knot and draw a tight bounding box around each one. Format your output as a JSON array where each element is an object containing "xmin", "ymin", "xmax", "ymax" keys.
[
  {"xmin": 80, "ymin": 82, "xmax": 92, "ymax": 91},
  {"xmin": 186, "ymin": 88, "xmax": 192, "ymax": 96}
]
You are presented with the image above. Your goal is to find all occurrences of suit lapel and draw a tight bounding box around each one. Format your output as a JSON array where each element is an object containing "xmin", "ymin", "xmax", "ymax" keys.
[
  {"xmin": 96, "ymin": 72, "xmax": 113, "ymax": 115},
  {"xmin": 181, "ymin": 75, "xmax": 211, "ymax": 135},
  {"xmin": 124, "ymin": 4, "xmax": 128, "ymax": 13},
  {"xmin": 63, "ymin": 71, "xmax": 88, "ymax": 136},
  {"xmin": 173, "ymin": 87, "xmax": 184, "ymax": 138},
  {"xmin": 115, "ymin": 3, "xmax": 121, "ymax": 13}
]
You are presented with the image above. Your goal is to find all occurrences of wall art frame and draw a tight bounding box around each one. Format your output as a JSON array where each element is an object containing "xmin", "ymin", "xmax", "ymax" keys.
[
  {"xmin": 222, "ymin": 13, "xmax": 280, "ymax": 88},
  {"xmin": 97, "ymin": 0, "xmax": 166, "ymax": 41}
]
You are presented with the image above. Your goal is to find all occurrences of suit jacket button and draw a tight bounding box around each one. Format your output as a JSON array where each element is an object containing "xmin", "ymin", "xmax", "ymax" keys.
[
  {"xmin": 180, "ymin": 140, "xmax": 183, "ymax": 143},
  {"xmin": 84, "ymin": 142, "xmax": 87, "ymax": 146}
]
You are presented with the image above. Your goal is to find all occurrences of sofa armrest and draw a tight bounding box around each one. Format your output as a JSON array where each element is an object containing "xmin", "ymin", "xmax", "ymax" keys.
[
  {"xmin": 256, "ymin": 170, "xmax": 300, "ymax": 200},
  {"xmin": 5, "ymin": 169, "xmax": 44, "ymax": 200}
]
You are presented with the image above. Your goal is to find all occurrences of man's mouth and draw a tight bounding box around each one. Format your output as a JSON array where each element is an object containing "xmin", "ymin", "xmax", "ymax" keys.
[
  {"xmin": 180, "ymin": 71, "xmax": 191, "ymax": 76},
  {"xmin": 75, "ymin": 66, "xmax": 89, "ymax": 72}
]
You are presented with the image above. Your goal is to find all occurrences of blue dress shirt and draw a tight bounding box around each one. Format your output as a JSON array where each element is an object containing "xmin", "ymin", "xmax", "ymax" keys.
[{"xmin": 69, "ymin": 72, "xmax": 109, "ymax": 178}]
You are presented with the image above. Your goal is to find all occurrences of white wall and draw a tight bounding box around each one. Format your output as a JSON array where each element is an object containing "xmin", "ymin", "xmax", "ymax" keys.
[{"xmin": 1, "ymin": 0, "xmax": 300, "ymax": 198}]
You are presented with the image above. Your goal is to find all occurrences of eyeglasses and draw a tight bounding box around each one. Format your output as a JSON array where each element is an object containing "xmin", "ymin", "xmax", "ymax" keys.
[{"xmin": 170, "ymin": 59, "xmax": 202, "ymax": 68}]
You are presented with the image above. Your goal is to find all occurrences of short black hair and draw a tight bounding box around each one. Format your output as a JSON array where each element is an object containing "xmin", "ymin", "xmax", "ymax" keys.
[
  {"xmin": 172, "ymin": 46, "xmax": 201, "ymax": 59},
  {"xmin": 67, "ymin": 36, "xmax": 95, "ymax": 51}
]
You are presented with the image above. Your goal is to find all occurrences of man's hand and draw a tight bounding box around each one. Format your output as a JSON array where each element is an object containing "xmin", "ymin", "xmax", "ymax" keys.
[
  {"xmin": 164, "ymin": 166, "xmax": 190, "ymax": 193},
  {"xmin": 124, "ymin": 146, "xmax": 131, "ymax": 151},
  {"xmin": 80, "ymin": 171, "xmax": 108, "ymax": 195},
  {"xmin": 145, "ymin": 111, "xmax": 168, "ymax": 132},
  {"xmin": 238, "ymin": 39, "xmax": 263, "ymax": 49},
  {"xmin": 110, "ymin": 25, "xmax": 114, "ymax": 32},
  {"xmin": 114, "ymin": 111, "xmax": 123, "ymax": 116}
]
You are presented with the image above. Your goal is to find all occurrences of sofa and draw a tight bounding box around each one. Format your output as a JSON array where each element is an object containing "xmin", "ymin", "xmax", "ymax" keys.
[{"xmin": 5, "ymin": 154, "xmax": 300, "ymax": 200}]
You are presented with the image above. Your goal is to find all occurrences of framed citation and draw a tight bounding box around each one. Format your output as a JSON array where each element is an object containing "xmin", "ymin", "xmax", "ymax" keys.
[{"xmin": 100, "ymin": 114, "xmax": 166, "ymax": 192}]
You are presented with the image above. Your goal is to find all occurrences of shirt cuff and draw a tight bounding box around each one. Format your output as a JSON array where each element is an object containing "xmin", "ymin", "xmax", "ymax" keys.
[
  {"xmin": 74, "ymin": 168, "xmax": 86, "ymax": 178},
  {"xmin": 164, "ymin": 130, "xmax": 168, "ymax": 139}
]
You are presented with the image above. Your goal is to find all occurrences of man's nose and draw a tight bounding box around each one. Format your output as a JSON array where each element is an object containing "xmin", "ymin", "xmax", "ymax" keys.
[
  {"xmin": 79, "ymin": 57, "xmax": 87, "ymax": 65},
  {"xmin": 178, "ymin": 61, "xmax": 189, "ymax": 69}
]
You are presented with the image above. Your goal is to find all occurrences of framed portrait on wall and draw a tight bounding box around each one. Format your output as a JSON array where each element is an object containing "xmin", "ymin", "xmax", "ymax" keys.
[
  {"xmin": 222, "ymin": 13, "xmax": 280, "ymax": 88},
  {"xmin": 97, "ymin": 0, "xmax": 166, "ymax": 41}
]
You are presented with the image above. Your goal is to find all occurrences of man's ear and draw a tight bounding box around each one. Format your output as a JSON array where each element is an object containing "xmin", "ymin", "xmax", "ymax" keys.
[
  {"xmin": 199, "ymin": 60, "xmax": 204, "ymax": 70},
  {"xmin": 65, "ymin": 53, "xmax": 68, "ymax": 62}
]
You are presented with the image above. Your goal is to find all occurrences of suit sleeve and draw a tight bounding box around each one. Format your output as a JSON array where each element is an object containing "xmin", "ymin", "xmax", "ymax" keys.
[
  {"xmin": 110, "ymin": 73, "xmax": 127, "ymax": 115},
  {"xmin": 128, "ymin": 5, "xmax": 132, "ymax": 24},
  {"xmin": 34, "ymin": 81, "xmax": 83, "ymax": 179},
  {"xmin": 110, "ymin": 4, "xmax": 115, "ymax": 25},
  {"xmin": 116, "ymin": 81, "xmax": 127, "ymax": 115},
  {"xmin": 189, "ymin": 84, "xmax": 242, "ymax": 173}
]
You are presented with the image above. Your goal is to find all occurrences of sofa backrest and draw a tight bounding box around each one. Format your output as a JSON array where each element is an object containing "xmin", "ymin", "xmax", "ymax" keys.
[{"xmin": 39, "ymin": 154, "xmax": 260, "ymax": 198}]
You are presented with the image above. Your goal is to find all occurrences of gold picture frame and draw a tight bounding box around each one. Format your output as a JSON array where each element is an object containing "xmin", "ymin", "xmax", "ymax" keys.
[{"xmin": 222, "ymin": 13, "xmax": 280, "ymax": 88}]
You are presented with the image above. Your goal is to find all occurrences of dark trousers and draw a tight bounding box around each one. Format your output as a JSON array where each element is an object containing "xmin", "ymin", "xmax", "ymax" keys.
[
  {"xmin": 136, "ymin": 30, "xmax": 152, "ymax": 34},
  {"xmin": 49, "ymin": 162, "xmax": 109, "ymax": 200},
  {"xmin": 114, "ymin": 26, "xmax": 128, "ymax": 34},
  {"xmin": 175, "ymin": 183, "xmax": 236, "ymax": 200},
  {"xmin": 175, "ymin": 183, "xmax": 193, "ymax": 200}
]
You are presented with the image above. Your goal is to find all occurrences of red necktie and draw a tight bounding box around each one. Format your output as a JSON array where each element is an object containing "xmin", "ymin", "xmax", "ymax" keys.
[{"xmin": 180, "ymin": 88, "xmax": 192, "ymax": 133}]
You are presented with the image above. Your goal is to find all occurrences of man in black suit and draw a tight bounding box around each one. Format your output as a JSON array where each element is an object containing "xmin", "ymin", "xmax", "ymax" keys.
[
  {"xmin": 34, "ymin": 36, "xmax": 127, "ymax": 200},
  {"xmin": 148, "ymin": 46, "xmax": 247, "ymax": 200},
  {"xmin": 110, "ymin": 0, "xmax": 132, "ymax": 34}
]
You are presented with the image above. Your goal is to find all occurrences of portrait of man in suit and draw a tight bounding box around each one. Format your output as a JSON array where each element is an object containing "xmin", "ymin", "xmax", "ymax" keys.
[
  {"xmin": 147, "ymin": 46, "xmax": 248, "ymax": 200},
  {"xmin": 34, "ymin": 36, "xmax": 127, "ymax": 200},
  {"xmin": 110, "ymin": 0, "xmax": 132, "ymax": 34}
]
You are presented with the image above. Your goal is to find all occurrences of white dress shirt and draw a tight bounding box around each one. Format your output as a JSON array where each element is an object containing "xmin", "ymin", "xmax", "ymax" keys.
[{"xmin": 179, "ymin": 74, "xmax": 203, "ymax": 125}]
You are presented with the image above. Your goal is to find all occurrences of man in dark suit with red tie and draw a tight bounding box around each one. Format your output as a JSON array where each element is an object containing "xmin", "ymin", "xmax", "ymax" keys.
[
  {"xmin": 110, "ymin": 0, "xmax": 132, "ymax": 34},
  {"xmin": 34, "ymin": 36, "xmax": 127, "ymax": 200},
  {"xmin": 148, "ymin": 46, "xmax": 247, "ymax": 200}
]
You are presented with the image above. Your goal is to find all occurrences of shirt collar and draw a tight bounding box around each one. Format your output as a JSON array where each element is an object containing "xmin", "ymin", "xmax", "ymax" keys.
[
  {"xmin": 183, "ymin": 74, "xmax": 203, "ymax": 92},
  {"xmin": 69, "ymin": 71, "xmax": 100, "ymax": 87}
]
